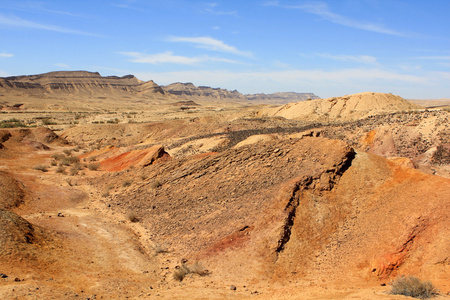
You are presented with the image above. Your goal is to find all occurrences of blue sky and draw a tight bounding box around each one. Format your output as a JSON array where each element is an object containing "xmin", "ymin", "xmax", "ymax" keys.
[{"xmin": 0, "ymin": 0, "xmax": 449, "ymax": 98}]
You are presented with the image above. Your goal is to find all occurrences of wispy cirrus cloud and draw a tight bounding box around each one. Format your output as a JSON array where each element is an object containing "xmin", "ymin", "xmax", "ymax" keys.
[
  {"xmin": 0, "ymin": 53, "xmax": 14, "ymax": 58},
  {"xmin": 316, "ymin": 53, "xmax": 377, "ymax": 64},
  {"xmin": 414, "ymin": 56, "xmax": 450, "ymax": 60},
  {"xmin": 166, "ymin": 36, "xmax": 253, "ymax": 58},
  {"xmin": 264, "ymin": 1, "xmax": 406, "ymax": 37},
  {"xmin": 120, "ymin": 51, "xmax": 240, "ymax": 65},
  {"xmin": 201, "ymin": 2, "xmax": 237, "ymax": 16},
  {"xmin": 0, "ymin": 14, "xmax": 102, "ymax": 36}
]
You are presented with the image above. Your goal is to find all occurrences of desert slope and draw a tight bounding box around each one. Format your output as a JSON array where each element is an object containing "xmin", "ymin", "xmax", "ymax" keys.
[{"xmin": 260, "ymin": 92, "xmax": 421, "ymax": 121}]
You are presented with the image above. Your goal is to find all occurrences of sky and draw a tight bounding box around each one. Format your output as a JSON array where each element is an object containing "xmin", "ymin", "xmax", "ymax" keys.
[{"xmin": 0, "ymin": 0, "xmax": 449, "ymax": 99}]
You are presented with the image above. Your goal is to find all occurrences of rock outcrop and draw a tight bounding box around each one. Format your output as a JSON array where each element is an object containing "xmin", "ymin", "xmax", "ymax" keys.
[{"xmin": 0, "ymin": 71, "xmax": 164, "ymax": 98}]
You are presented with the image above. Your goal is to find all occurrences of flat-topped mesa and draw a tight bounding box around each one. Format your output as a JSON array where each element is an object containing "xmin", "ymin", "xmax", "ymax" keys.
[
  {"xmin": 0, "ymin": 71, "xmax": 164, "ymax": 96},
  {"xmin": 163, "ymin": 82, "xmax": 245, "ymax": 100},
  {"xmin": 246, "ymin": 92, "xmax": 320, "ymax": 102}
]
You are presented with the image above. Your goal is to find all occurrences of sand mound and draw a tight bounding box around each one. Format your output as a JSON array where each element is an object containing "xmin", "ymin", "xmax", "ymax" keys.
[
  {"xmin": 0, "ymin": 171, "xmax": 26, "ymax": 209},
  {"xmin": 0, "ymin": 209, "xmax": 48, "ymax": 258},
  {"xmin": 262, "ymin": 92, "xmax": 421, "ymax": 121}
]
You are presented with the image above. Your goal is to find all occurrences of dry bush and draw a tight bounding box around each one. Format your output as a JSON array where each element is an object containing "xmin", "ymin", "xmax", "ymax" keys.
[
  {"xmin": 122, "ymin": 180, "xmax": 132, "ymax": 187},
  {"xmin": 51, "ymin": 153, "xmax": 66, "ymax": 160},
  {"xmin": 63, "ymin": 149, "xmax": 72, "ymax": 156},
  {"xmin": 390, "ymin": 276, "xmax": 438, "ymax": 299},
  {"xmin": 55, "ymin": 166, "xmax": 66, "ymax": 174},
  {"xmin": 150, "ymin": 180, "xmax": 162, "ymax": 189},
  {"xmin": 152, "ymin": 243, "xmax": 169, "ymax": 254},
  {"xmin": 189, "ymin": 261, "xmax": 209, "ymax": 276},
  {"xmin": 88, "ymin": 163, "xmax": 100, "ymax": 171},
  {"xmin": 33, "ymin": 165, "xmax": 48, "ymax": 172},
  {"xmin": 69, "ymin": 167, "xmax": 79, "ymax": 176},
  {"xmin": 126, "ymin": 212, "xmax": 139, "ymax": 223},
  {"xmin": 172, "ymin": 261, "xmax": 209, "ymax": 282},
  {"xmin": 173, "ymin": 264, "xmax": 190, "ymax": 282},
  {"xmin": 62, "ymin": 156, "xmax": 80, "ymax": 166}
]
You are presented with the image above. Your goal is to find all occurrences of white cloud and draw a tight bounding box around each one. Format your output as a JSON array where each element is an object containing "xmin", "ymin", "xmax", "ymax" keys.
[
  {"xmin": 414, "ymin": 56, "xmax": 450, "ymax": 60},
  {"xmin": 316, "ymin": 53, "xmax": 377, "ymax": 64},
  {"xmin": 55, "ymin": 63, "xmax": 70, "ymax": 68},
  {"xmin": 120, "ymin": 51, "xmax": 240, "ymax": 65},
  {"xmin": 167, "ymin": 36, "xmax": 253, "ymax": 57},
  {"xmin": 0, "ymin": 53, "xmax": 13, "ymax": 58},
  {"xmin": 0, "ymin": 14, "xmax": 102, "ymax": 36},
  {"xmin": 265, "ymin": 1, "xmax": 406, "ymax": 36}
]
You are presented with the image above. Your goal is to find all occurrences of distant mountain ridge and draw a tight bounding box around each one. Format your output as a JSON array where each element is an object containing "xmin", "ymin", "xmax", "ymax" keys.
[{"xmin": 0, "ymin": 71, "xmax": 319, "ymax": 104}]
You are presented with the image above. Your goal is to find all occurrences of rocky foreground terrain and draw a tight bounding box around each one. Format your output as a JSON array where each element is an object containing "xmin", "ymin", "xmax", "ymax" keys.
[{"xmin": 0, "ymin": 71, "xmax": 449, "ymax": 299}]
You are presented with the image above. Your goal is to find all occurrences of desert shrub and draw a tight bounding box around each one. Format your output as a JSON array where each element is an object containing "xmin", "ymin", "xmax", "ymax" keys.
[
  {"xmin": 390, "ymin": 276, "xmax": 438, "ymax": 299},
  {"xmin": 189, "ymin": 261, "xmax": 209, "ymax": 276},
  {"xmin": 126, "ymin": 212, "xmax": 139, "ymax": 223},
  {"xmin": 69, "ymin": 167, "xmax": 79, "ymax": 176},
  {"xmin": 61, "ymin": 156, "xmax": 80, "ymax": 166},
  {"xmin": 50, "ymin": 160, "xmax": 58, "ymax": 166},
  {"xmin": 88, "ymin": 163, "xmax": 100, "ymax": 171},
  {"xmin": 33, "ymin": 164, "xmax": 48, "ymax": 172},
  {"xmin": 63, "ymin": 149, "xmax": 72, "ymax": 156},
  {"xmin": 0, "ymin": 118, "xmax": 27, "ymax": 128},
  {"xmin": 140, "ymin": 174, "xmax": 148, "ymax": 180},
  {"xmin": 173, "ymin": 264, "xmax": 190, "ymax": 282},
  {"xmin": 51, "ymin": 153, "xmax": 66, "ymax": 160},
  {"xmin": 172, "ymin": 261, "xmax": 209, "ymax": 282},
  {"xmin": 55, "ymin": 166, "xmax": 66, "ymax": 174},
  {"xmin": 122, "ymin": 180, "xmax": 132, "ymax": 187},
  {"xmin": 152, "ymin": 243, "xmax": 169, "ymax": 254},
  {"xmin": 150, "ymin": 180, "xmax": 162, "ymax": 189}
]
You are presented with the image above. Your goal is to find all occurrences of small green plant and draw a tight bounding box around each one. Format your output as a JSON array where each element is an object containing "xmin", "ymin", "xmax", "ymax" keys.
[
  {"xmin": 390, "ymin": 276, "xmax": 438, "ymax": 299},
  {"xmin": 33, "ymin": 164, "xmax": 48, "ymax": 172}
]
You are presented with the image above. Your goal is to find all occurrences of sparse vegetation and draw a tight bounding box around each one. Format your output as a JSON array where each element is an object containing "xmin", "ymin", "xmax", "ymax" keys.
[
  {"xmin": 33, "ymin": 164, "xmax": 48, "ymax": 172},
  {"xmin": 122, "ymin": 180, "xmax": 132, "ymax": 187},
  {"xmin": 88, "ymin": 163, "xmax": 100, "ymax": 171},
  {"xmin": 390, "ymin": 276, "xmax": 438, "ymax": 299},
  {"xmin": 172, "ymin": 261, "xmax": 209, "ymax": 281},
  {"xmin": 0, "ymin": 118, "xmax": 27, "ymax": 128},
  {"xmin": 152, "ymin": 242, "xmax": 169, "ymax": 254},
  {"xmin": 126, "ymin": 212, "xmax": 139, "ymax": 223},
  {"xmin": 150, "ymin": 180, "xmax": 162, "ymax": 189},
  {"xmin": 55, "ymin": 166, "xmax": 66, "ymax": 174}
]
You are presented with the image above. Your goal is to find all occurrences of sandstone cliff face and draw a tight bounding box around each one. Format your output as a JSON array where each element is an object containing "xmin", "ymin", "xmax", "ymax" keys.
[
  {"xmin": 0, "ymin": 71, "xmax": 164, "ymax": 98},
  {"xmin": 246, "ymin": 92, "xmax": 320, "ymax": 102},
  {"xmin": 163, "ymin": 82, "xmax": 320, "ymax": 104},
  {"xmin": 163, "ymin": 82, "xmax": 245, "ymax": 100}
]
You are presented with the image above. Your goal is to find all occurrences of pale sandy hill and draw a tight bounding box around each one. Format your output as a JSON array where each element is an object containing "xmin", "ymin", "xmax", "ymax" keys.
[{"xmin": 261, "ymin": 92, "xmax": 421, "ymax": 121}]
